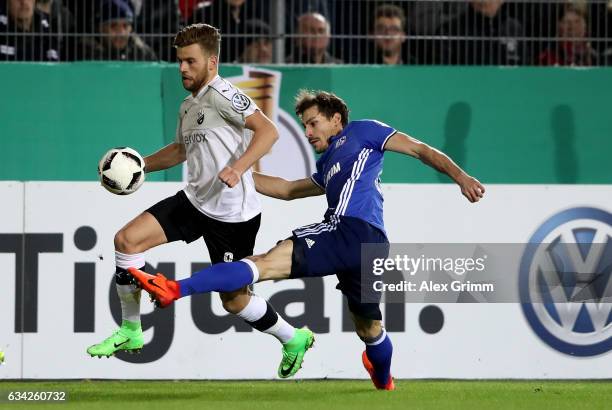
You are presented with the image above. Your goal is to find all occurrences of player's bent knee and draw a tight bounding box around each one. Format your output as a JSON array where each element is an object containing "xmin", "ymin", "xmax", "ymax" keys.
[
  {"xmin": 220, "ymin": 290, "xmax": 250, "ymax": 314},
  {"xmin": 114, "ymin": 229, "xmax": 142, "ymax": 254},
  {"xmin": 221, "ymin": 299, "xmax": 245, "ymax": 314},
  {"xmin": 113, "ymin": 230, "xmax": 130, "ymax": 253}
]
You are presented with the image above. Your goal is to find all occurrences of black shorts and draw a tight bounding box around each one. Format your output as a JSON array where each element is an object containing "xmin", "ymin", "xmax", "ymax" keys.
[
  {"xmin": 288, "ymin": 216, "xmax": 389, "ymax": 321},
  {"xmin": 147, "ymin": 190, "xmax": 261, "ymax": 264}
]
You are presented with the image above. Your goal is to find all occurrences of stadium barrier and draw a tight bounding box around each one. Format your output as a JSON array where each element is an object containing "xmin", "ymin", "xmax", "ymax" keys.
[
  {"xmin": 1, "ymin": 181, "xmax": 612, "ymax": 379},
  {"xmin": 1, "ymin": 63, "xmax": 612, "ymax": 184},
  {"xmin": 4, "ymin": 0, "xmax": 612, "ymax": 67}
]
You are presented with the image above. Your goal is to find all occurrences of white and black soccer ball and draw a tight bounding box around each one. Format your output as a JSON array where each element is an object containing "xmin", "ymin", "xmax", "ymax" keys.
[{"xmin": 98, "ymin": 147, "xmax": 145, "ymax": 195}]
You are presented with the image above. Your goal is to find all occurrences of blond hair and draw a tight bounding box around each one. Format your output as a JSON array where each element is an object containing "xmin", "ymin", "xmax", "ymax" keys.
[{"xmin": 174, "ymin": 23, "xmax": 221, "ymax": 56}]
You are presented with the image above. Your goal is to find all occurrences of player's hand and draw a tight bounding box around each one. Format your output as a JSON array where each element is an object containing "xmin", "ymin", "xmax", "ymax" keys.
[
  {"xmin": 457, "ymin": 174, "xmax": 485, "ymax": 203},
  {"xmin": 218, "ymin": 166, "xmax": 242, "ymax": 188}
]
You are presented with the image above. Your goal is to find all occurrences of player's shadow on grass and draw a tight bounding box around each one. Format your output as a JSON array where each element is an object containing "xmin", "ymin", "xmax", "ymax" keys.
[
  {"xmin": 437, "ymin": 102, "xmax": 471, "ymax": 183},
  {"xmin": 551, "ymin": 104, "xmax": 578, "ymax": 183}
]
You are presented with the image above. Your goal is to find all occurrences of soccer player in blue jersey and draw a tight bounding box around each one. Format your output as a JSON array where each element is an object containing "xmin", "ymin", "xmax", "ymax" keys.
[{"xmin": 128, "ymin": 90, "xmax": 484, "ymax": 388}]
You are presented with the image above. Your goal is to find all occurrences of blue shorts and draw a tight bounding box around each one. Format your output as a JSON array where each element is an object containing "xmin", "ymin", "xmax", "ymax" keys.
[{"xmin": 289, "ymin": 216, "xmax": 389, "ymax": 320}]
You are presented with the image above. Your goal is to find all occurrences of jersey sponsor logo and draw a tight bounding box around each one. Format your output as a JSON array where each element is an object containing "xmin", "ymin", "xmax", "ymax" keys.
[
  {"xmin": 196, "ymin": 109, "xmax": 205, "ymax": 125},
  {"xmin": 231, "ymin": 93, "xmax": 251, "ymax": 112},
  {"xmin": 223, "ymin": 252, "xmax": 234, "ymax": 262},
  {"xmin": 324, "ymin": 162, "xmax": 341, "ymax": 186},
  {"xmin": 183, "ymin": 132, "xmax": 207, "ymax": 145}
]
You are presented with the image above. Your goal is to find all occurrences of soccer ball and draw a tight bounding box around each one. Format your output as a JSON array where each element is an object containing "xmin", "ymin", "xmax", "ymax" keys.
[{"xmin": 98, "ymin": 147, "xmax": 145, "ymax": 195}]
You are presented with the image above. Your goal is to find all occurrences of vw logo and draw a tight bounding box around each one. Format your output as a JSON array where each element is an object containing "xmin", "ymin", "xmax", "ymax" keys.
[
  {"xmin": 231, "ymin": 93, "xmax": 251, "ymax": 112},
  {"xmin": 519, "ymin": 207, "xmax": 612, "ymax": 356}
]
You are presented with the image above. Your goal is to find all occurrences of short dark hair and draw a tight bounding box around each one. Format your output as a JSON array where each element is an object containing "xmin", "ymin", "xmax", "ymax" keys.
[
  {"xmin": 374, "ymin": 4, "xmax": 406, "ymax": 31},
  {"xmin": 174, "ymin": 23, "xmax": 221, "ymax": 56},
  {"xmin": 295, "ymin": 90, "xmax": 349, "ymax": 127}
]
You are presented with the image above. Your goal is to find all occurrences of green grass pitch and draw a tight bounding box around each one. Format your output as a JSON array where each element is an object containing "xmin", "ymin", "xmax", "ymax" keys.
[{"xmin": 0, "ymin": 380, "xmax": 611, "ymax": 410}]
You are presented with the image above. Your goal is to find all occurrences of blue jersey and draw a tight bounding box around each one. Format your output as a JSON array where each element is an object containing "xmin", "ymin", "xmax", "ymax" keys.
[{"xmin": 310, "ymin": 119, "xmax": 396, "ymax": 234}]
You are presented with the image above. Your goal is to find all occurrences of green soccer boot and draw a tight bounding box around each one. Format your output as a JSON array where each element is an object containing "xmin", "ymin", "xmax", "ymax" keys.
[
  {"xmin": 87, "ymin": 320, "xmax": 144, "ymax": 358},
  {"xmin": 277, "ymin": 327, "xmax": 315, "ymax": 378}
]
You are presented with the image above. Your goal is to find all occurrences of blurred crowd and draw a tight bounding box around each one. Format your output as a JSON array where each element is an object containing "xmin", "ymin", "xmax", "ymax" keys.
[{"xmin": 1, "ymin": 0, "xmax": 611, "ymax": 66}]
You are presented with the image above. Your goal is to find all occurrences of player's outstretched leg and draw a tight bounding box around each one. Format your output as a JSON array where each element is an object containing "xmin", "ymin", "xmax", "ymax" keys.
[
  {"xmin": 87, "ymin": 252, "xmax": 145, "ymax": 358},
  {"xmin": 127, "ymin": 258, "xmax": 258, "ymax": 307},
  {"xmin": 361, "ymin": 329, "xmax": 395, "ymax": 390}
]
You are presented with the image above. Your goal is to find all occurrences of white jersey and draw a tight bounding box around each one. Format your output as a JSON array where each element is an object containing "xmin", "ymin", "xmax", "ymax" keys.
[{"xmin": 176, "ymin": 75, "xmax": 261, "ymax": 222}]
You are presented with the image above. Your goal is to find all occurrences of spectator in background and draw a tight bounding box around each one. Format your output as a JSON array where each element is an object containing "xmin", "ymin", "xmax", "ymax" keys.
[
  {"xmin": 605, "ymin": 0, "xmax": 612, "ymax": 64},
  {"xmin": 408, "ymin": 1, "xmax": 467, "ymax": 36},
  {"xmin": 178, "ymin": 0, "xmax": 198, "ymax": 23},
  {"xmin": 285, "ymin": 0, "xmax": 331, "ymax": 35},
  {"xmin": 131, "ymin": 0, "xmax": 180, "ymax": 61},
  {"xmin": 36, "ymin": 0, "xmax": 73, "ymax": 33},
  {"xmin": 589, "ymin": 0, "xmax": 612, "ymax": 64},
  {"xmin": 407, "ymin": 1, "xmax": 467, "ymax": 64},
  {"xmin": 539, "ymin": 3, "xmax": 599, "ymax": 66},
  {"xmin": 237, "ymin": 19, "xmax": 272, "ymax": 64},
  {"xmin": 190, "ymin": 0, "xmax": 266, "ymax": 63},
  {"xmin": 286, "ymin": 12, "xmax": 341, "ymax": 64},
  {"xmin": 36, "ymin": 0, "xmax": 75, "ymax": 60},
  {"xmin": 0, "ymin": 0, "xmax": 60, "ymax": 60},
  {"xmin": 63, "ymin": 0, "xmax": 99, "ymax": 35},
  {"xmin": 436, "ymin": 0, "xmax": 524, "ymax": 65},
  {"xmin": 78, "ymin": 0, "xmax": 156, "ymax": 61},
  {"xmin": 364, "ymin": 4, "xmax": 412, "ymax": 65}
]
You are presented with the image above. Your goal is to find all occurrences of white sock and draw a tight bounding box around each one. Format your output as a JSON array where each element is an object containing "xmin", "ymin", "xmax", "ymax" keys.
[
  {"xmin": 237, "ymin": 294, "xmax": 296, "ymax": 344},
  {"xmin": 115, "ymin": 250, "xmax": 145, "ymax": 324},
  {"xmin": 265, "ymin": 315, "xmax": 296, "ymax": 344},
  {"xmin": 116, "ymin": 283, "xmax": 141, "ymax": 324}
]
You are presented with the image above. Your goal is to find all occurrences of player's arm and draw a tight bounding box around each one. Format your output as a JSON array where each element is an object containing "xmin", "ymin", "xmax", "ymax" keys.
[
  {"xmin": 252, "ymin": 172, "xmax": 324, "ymax": 200},
  {"xmin": 218, "ymin": 111, "xmax": 279, "ymax": 188},
  {"xmin": 143, "ymin": 142, "xmax": 186, "ymax": 173},
  {"xmin": 384, "ymin": 132, "xmax": 485, "ymax": 203}
]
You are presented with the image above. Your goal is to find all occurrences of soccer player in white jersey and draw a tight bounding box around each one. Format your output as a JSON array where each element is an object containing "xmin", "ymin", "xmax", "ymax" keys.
[{"xmin": 87, "ymin": 24, "xmax": 313, "ymax": 377}]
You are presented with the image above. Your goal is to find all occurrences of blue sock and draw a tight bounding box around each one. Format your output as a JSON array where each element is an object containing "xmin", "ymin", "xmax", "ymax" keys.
[
  {"xmin": 178, "ymin": 260, "xmax": 257, "ymax": 297},
  {"xmin": 365, "ymin": 330, "xmax": 393, "ymax": 385}
]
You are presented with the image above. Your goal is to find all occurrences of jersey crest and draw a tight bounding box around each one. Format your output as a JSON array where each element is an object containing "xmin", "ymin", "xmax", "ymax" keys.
[{"xmin": 231, "ymin": 93, "xmax": 251, "ymax": 112}]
